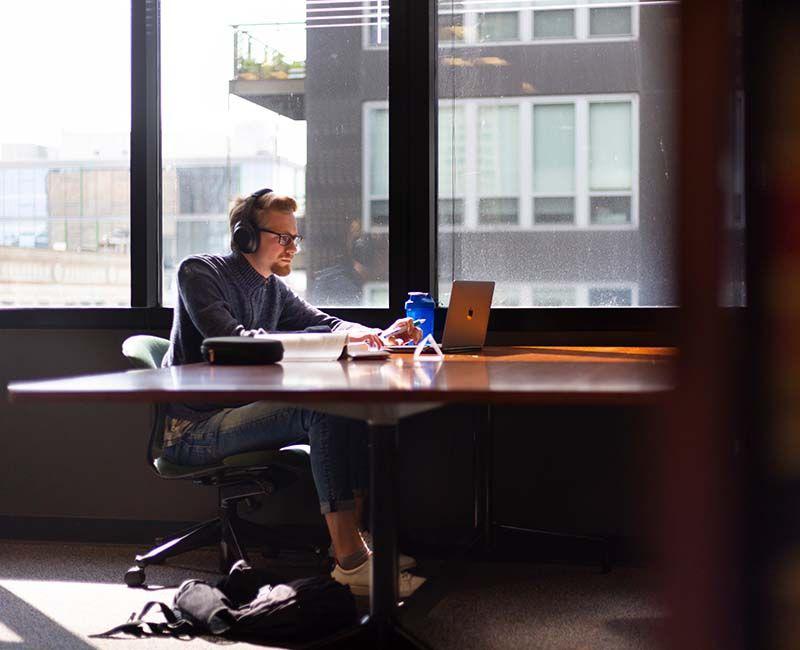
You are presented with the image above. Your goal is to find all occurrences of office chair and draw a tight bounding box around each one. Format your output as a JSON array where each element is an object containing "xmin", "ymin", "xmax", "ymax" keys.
[{"xmin": 121, "ymin": 335, "xmax": 325, "ymax": 587}]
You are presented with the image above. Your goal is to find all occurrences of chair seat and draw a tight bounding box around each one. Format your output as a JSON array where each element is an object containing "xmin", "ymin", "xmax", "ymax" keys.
[{"xmin": 154, "ymin": 445, "xmax": 310, "ymax": 479}]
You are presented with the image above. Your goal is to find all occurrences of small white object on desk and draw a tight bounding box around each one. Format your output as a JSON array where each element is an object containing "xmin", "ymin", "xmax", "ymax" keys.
[{"xmin": 414, "ymin": 333, "xmax": 443, "ymax": 360}]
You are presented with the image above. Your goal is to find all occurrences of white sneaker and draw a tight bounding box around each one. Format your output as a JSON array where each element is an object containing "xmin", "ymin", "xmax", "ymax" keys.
[
  {"xmin": 331, "ymin": 555, "xmax": 426, "ymax": 598},
  {"xmin": 328, "ymin": 532, "xmax": 418, "ymax": 571},
  {"xmin": 360, "ymin": 530, "xmax": 417, "ymax": 571}
]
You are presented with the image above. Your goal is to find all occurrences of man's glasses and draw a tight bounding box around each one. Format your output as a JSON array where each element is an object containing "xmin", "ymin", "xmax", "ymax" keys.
[{"xmin": 257, "ymin": 227, "xmax": 304, "ymax": 249}]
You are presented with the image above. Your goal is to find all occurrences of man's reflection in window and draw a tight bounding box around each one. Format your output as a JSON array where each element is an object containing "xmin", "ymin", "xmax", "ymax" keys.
[{"xmin": 311, "ymin": 220, "xmax": 373, "ymax": 306}]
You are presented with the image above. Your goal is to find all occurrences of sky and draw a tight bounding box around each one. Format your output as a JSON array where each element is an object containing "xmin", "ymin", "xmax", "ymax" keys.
[{"xmin": 0, "ymin": 0, "xmax": 309, "ymax": 164}]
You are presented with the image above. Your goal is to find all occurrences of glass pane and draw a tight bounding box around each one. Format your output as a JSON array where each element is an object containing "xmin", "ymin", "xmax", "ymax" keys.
[
  {"xmin": 590, "ymin": 6, "xmax": 633, "ymax": 37},
  {"xmin": 479, "ymin": 198, "xmax": 518, "ymax": 225},
  {"xmin": 535, "ymin": 197, "xmax": 575, "ymax": 225},
  {"xmin": 477, "ymin": 12, "xmax": 519, "ymax": 42},
  {"xmin": 590, "ymin": 196, "xmax": 631, "ymax": 225},
  {"xmin": 534, "ymin": 104, "xmax": 575, "ymax": 193},
  {"xmin": 479, "ymin": 106, "xmax": 519, "ymax": 197},
  {"xmin": 588, "ymin": 287, "xmax": 633, "ymax": 306},
  {"xmin": 370, "ymin": 200, "xmax": 389, "ymax": 228},
  {"xmin": 438, "ymin": 13, "xmax": 465, "ymax": 43},
  {"xmin": 533, "ymin": 10, "xmax": 575, "ymax": 40},
  {"xmin": 437, "ymin": 1, "xmax": 684, "ymax": 307},
  {"xmin": 0, "ymin": 1, "xmax": 130, "ymax": 307},
  {"xmin": 161, "ymin": 1, "xmax": 389, "ymax": 308},
  {"xmin": 532, "ymin": 286, "xmax": 578, "ymax": 306},
  {"xmin": 590, "ymin": 102, "xmax": 633, "ymax": 190},
  {"xmin": 439, "ymin": 198, "xmax": 464, "ymax": 226}
]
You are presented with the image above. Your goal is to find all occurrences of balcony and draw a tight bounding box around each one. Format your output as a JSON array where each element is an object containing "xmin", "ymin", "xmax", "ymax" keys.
[{"xmin": 229, "ymin": 26, "xmax": 305, "ymax": 121}]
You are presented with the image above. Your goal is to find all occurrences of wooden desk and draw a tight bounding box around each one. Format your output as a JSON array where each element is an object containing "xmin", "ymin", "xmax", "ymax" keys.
[{"xmin": 7, "ymin": 346, "xmax": 674, "ymax": 647}]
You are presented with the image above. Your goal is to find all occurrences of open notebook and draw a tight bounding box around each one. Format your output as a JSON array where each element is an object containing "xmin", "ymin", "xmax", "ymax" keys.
[
  {"xmin": 254, "ymin": 331, "xmax": 349, "ymax": 361},
  {"xmin": 252, "ymin": 331, "xmax": 388, "ymax": 361}
]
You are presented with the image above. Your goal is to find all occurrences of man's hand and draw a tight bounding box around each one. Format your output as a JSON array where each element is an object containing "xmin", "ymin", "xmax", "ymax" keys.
[
  {"xmin": 347, "ymin": 328, "xmax": 385, "ymax": 349},
  {"xmin": 381, "ymin": 317, "xmax": 423, "ymax": 346}
]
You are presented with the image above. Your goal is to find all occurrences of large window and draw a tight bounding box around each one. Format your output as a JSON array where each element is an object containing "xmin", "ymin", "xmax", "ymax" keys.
[
  {"xmin": 437, "ymin": 0, "xmax": 667, "ymax": 307},
  {"xmin": 0, "ymin": 1, "xmax": 131, "ymax": 307},
  {"xmin": 161, "ymin": 0, "xmax": 389, "ymax": 308},
  {"xmin": 0, "ymin": 1, "xmax": 745, "ymax": 323}
]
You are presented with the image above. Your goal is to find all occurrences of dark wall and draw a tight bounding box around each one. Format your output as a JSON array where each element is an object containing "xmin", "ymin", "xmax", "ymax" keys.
[
  {"xmin": 0, "ymin": 329, "xmax": 213, "ymax": 521},
  {"xmin": 1, "ymin": 330, "xmax": 655, "ymax": 550}
]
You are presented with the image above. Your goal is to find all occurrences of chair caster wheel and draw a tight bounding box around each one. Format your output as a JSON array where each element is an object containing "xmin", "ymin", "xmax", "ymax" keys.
[{"xmin": 124, "ymin": 566, "xmax": 146, "ymax": 587}]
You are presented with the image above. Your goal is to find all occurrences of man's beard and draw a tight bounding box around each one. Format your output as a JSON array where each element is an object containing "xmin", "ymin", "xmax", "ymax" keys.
[{"xmin": 271, "ymin": 260, "xmax": 292, "ymax": 276}]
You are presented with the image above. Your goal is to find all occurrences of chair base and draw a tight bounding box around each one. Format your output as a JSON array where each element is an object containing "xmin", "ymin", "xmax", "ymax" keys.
[{"xmin": 126, "ymin": 510, "xmax": 328, "ymax": 587}]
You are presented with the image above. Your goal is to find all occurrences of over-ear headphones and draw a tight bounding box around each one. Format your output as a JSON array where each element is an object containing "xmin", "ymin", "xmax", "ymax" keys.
[{"xmin": 232, "ymin": 188, "xmax": 273, "ymax": 254}]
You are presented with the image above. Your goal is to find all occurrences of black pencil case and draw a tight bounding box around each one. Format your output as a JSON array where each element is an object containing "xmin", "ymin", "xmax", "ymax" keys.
[{"xmin": 201, "ymin": 337, "xmax": 284, "ymax": 365}]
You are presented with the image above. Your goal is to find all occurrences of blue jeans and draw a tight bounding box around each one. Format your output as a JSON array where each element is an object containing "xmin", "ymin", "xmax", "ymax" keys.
[{"xmin": 162, "ymin": 402, "xmax": 369, "ymax": 515}]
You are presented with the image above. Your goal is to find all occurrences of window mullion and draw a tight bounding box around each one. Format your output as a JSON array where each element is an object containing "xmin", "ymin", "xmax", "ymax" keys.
[
  {"xmin": 388, "ymin": 0, "xmax": 437, "ymax": 309},
  {"xmin": 130, "ymin": 0, "xmax": 162, "ymax": 308}
]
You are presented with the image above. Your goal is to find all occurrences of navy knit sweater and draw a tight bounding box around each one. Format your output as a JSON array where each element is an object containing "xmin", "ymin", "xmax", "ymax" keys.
[{"xmin": 163, "ymin": 251, "xmax": 359, "ymax": 420}]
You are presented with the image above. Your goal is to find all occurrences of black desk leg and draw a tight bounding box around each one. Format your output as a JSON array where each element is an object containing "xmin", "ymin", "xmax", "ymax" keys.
[
  {"xmin": 325, "ymin": 421, "xmax": 430, "ymax": 649},
  {"xmin": 476, "ymin": 405, "xmax": 611, "ymax": 572},
  {"xmin": 369, "ymin": 422, "xmax": 399, "ymax": 636}
]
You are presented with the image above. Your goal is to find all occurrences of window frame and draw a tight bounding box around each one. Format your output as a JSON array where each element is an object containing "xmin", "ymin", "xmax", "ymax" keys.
[{"xmin": 0, "ymin": 0, "xmax": 723, "ymax": 346}]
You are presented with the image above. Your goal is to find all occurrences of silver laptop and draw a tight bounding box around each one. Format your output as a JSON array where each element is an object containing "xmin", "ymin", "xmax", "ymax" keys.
[{"xmin": 388, "ymin": 281, "xmax": 495, "ymax": 353}]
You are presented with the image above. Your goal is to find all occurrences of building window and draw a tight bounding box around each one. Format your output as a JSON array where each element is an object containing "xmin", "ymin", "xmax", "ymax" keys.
[
  {"xmin": 589, "ymin": 101, "xmax": 634, "ymax": 225},
  {"xmin": 426, "ymin": 2, "xmax": 638, "ymax": 50},
  {"xmin": 476, "ymin": 11, "xmax": 520, "ymax": 43},
  {"xmin": 589, "ymin": 0, "xmax": 634, "ymax": 38},
  {"xmin": 367, "ymin": 0, "xmax": 390, "ymax": 47},
  {"xmin": 533, "ymin": 103, "xmax": 576, "ymax": 225},
  {"xmin": 533, "ymin": 1, "xmax": 577, "ymax": 40},
  {"xmin": 366, "ymin": 107, "xmax": 389, "ymax": 229},
  {"xmin": 369, "ymin": 95, "xmax": 637, "ymax": 234},
  {"xmin": 478, "ymin": 105, "xmax": 520, "ymax": 226}
]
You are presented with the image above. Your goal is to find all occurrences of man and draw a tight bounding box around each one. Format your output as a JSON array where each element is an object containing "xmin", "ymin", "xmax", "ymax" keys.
[{"xmin": 162, "ymin": 189, "xmax": 425, "ymax": 598}]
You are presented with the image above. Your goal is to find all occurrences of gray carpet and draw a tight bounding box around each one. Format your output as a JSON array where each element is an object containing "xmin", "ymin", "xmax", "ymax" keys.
[{"xmin": 0, "ymin": 540, "xmax": 664, "ymax": 649}]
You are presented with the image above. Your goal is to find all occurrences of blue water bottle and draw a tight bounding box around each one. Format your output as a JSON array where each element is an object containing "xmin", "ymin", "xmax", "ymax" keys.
[{"xmin": 404, "ymin": 292, "xmax": 435, "ymax": 343}]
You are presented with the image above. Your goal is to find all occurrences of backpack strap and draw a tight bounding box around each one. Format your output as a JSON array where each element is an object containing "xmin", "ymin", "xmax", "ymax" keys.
[{"xmin": 90, "ymin": 601, "xmax": 194, "ymax": 639}]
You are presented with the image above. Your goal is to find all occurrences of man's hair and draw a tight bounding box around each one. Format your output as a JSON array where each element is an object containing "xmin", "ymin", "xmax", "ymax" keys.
[{"xmin": 229, "ymin": 192, "xmax": 298, "ymax": 252}]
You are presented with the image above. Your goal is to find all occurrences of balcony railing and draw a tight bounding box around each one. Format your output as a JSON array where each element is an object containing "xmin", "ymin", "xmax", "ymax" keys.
[{"xmin": 232, "ymin": 26, "xmax": 305, "ymax": 81}]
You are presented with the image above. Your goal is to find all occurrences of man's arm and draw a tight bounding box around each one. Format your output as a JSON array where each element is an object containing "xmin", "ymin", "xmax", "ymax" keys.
[{"xmin": 177, "ymin": 258, "xmax": 256, "ymax": 338}]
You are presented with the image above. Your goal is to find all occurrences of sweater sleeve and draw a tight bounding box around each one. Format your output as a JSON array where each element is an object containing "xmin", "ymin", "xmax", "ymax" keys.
[
  {"xmin": 177, "ymin": 258, "xmax": 248, "ymax": 338},
  {"xmin": 276, "ymin": 281, "xmax": 362, "ymax": 333}
]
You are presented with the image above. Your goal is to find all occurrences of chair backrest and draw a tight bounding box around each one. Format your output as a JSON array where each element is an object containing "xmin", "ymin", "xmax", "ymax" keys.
[
  {"xmin": 122, "ymin": 335, "xmax": 170, "ymax": 473},
  {"xmin": 122, "ymin": 335, "xmax": 170, "ymax": 370}
]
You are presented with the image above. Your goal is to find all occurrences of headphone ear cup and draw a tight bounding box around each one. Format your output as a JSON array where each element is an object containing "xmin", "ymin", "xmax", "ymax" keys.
[{"xmin": 233, "ymin": 220, "xmax": 259, "ymax": 254}]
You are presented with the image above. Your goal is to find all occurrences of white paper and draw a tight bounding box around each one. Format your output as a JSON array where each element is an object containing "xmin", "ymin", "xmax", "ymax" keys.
[
  {"xmin": 347, "ymin": 341, "xmax": 389, "ymax": 360},
  {"xmin": 254, "ymin": 332, "xmax": 348, "ymax": 361}
]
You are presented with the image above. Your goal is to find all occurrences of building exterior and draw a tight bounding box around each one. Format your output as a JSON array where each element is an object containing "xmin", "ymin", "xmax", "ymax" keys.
[{"xmin": 232, "ymin": 1, "xmax": 744, "ymax": 308}]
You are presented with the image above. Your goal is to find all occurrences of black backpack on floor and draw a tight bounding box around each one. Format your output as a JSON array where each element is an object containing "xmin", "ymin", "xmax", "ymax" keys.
[{"xmin": 93, "ymin": 560, "xmax": 358, "ymax": 644}]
